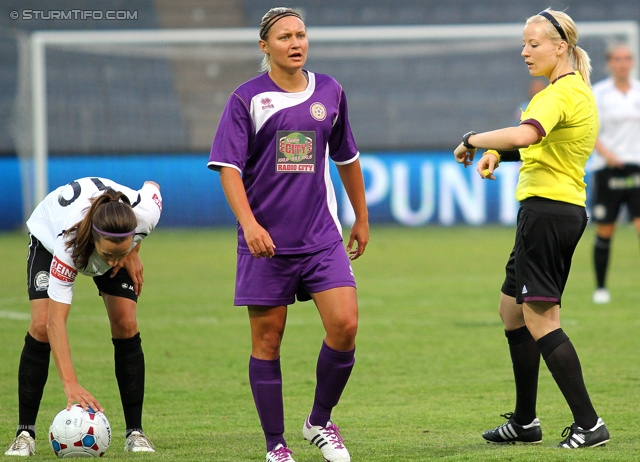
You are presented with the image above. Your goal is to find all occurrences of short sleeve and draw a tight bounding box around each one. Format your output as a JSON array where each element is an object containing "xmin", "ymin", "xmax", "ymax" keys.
[
  {"xmin": 521, "ymin": 86, "xmax": 570, "ymax": 137},
  {"xmin": 47, "ymin": 239, "xmax": 78, "ymax": 304},
  {"xmin": 132, "ymin": 182, "xmax": 162, "ymax": 236},
  {"xmin": 328, "ymin": 89, "xmax": 359, "ymax": 165},
  {"xmin": 208, "ymin": 93, "xmax": 253, "ymax": 172}
]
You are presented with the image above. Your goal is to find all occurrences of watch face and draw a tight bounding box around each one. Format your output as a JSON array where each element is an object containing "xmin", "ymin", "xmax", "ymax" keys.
[{"xmin": 463, "ymin": 131, "xmax": 476, "ymax": 148}]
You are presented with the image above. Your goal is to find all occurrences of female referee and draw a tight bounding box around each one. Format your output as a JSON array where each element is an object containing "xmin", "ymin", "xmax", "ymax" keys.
[
  {"xmin": 453, "ymin": 9, "xmax": 609, "ymax": 449},
  {"xmin": 4, "ymin": 177, "xmax": 161, "ymax": 456},
  {"xmin": 208, "ymin": 7, "xmax": 368, "ymax": 462}
]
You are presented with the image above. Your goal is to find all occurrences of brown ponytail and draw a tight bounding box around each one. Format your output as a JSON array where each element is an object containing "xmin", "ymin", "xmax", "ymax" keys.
[{"xmin": 64, "ymin": 188, "xmax": 137, "ymax": 269}]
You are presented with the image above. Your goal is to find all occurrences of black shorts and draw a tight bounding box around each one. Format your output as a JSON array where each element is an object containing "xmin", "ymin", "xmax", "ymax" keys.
[
  {"xmin": 501, "ymin": 198, "xmax": 587, "ymax": 305},
  {"xmin": 590, "ymin": 165, "xmax": 640, "ymax": 223},
  {"xmin": 27, "ymin": 234, "xmax": 138, "ymax": 302}
]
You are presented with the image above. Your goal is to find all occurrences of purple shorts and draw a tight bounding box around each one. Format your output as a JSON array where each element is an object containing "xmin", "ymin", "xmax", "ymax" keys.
[{"xmin": 234, "ymin": 240, "xmax": 356, "ymax": 306}]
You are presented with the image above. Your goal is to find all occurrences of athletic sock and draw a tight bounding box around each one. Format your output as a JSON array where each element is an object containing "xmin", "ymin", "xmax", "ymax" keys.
[
  {"xmin": 594, "ymin": 236, "xmax": 611, "ymax": 288},
  {"xmin": 538, "ymin": 328, "xmax": 598, "ymax": 429},
  {"xmin": 505, "ymin": 326, "xmax": 540, "ymax": 425},
  {"xmin": 18, "ymin": 332, "xmax": 51, "ymax": 438},
  {"xmin": 125, "ymin": 428, "xmax": 143, "ymax": 438},
  {"xmin": 113, "ymin": 333, "xmax": 145, "ymax": 432},
  {"xmin": 249, "ymin": 356, "xmax": 285, "ymax": 451},
  {"xmin": 309, "ymin": 342, "xmax": 355, "ymax": 427},
  {"xmin": 15, "ymin": 425, "xmax": 36, "ymax": 440}
]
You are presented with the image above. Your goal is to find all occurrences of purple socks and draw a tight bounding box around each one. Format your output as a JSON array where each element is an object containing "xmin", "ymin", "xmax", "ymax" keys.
[
  {"xmin": 309, "ymin": 342, "xmax": 355, "ymax": 427},
  {"xmin": 249, "ymin": 342, "xmax": 355, "ymax": 451},
  {"xmin": 249, "ymin": 356, "xmax": 285, "ymax": 451}
]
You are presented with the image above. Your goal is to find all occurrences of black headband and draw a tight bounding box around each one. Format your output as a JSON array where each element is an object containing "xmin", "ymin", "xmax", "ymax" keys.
[
  {"xmin": 538, "ymin": 11, "xmax": 568, "ymax": 42},
  {"xmin": 259, "ymin": 11, "xmax": 302, "ymax": 40}
]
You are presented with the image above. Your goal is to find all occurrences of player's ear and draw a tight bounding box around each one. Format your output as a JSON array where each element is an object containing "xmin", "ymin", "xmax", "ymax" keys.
[
  {"xmin": 557, "ymin": 40, "xmax": 567, "ymax": 55},
  {"xmin": 259, "ymin": 39, "xmax": 268, "ymax": 55}
]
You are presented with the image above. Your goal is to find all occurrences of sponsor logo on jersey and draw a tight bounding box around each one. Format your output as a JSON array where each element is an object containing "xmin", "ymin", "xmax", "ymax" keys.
[
  {"xmin": 34, "ymin": 271, "xmax": 50, "ymax": 291},
  {"xmin": 152, "ymin": 193, "xmax": 162, "ymax": 211},
  {"xmin": 50, "ymin": 257, "xmax": 77, "ymax": 283},
  {"xmin": 608, "ymin": 173, "xmax": 640, "ymax": 190},
  {"xmin": 261, "ymin": 97, "xmax": 274, "ymax": 110},
  {"xmin": 310, "ymin": 102, "xmax": 326, "ymax": 121},
  {"xmin": 276, "ymin": 131, "xmax": 316, "ymax": 173},
  {"xmin": 522, "ymin": 285, "xmax": 528, "ymax": 294}
]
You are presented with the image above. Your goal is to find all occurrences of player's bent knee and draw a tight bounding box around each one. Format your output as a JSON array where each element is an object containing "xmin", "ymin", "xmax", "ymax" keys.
[
  {"xmin": 326, "ymin": 321, "xmax": 358, "ymax": 349},
  {"xmin": 253, "ymin": 330, "xmax": 283, "ymax": 355},
  {"xmin": 109, "ymin": 319, "xmax": 139, "ymax": 339},
  {"xmin": 30, "ymin": 321, "xmax": 49, "ymax": 342}
]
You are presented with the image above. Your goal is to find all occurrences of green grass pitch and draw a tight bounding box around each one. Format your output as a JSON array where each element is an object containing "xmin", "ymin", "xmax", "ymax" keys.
[{"xmin": 1, "ymin": 225, "xmax": 639, "ymax": 461}]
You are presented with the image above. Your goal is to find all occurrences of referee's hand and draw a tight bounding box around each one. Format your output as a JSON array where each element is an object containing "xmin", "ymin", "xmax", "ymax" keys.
[{"xmin": 454, "ymin": 142, "xmax": 476, "ymax": 167}]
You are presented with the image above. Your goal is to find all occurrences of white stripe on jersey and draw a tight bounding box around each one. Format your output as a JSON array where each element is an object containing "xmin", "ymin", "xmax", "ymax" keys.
[{"xmin": 250, "ymin": 72, "xmax": 316, "ymax": 134}]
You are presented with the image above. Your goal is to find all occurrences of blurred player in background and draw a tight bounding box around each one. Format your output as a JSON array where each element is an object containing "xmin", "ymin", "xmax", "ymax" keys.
[
  {"xmin": 589, "ymin": 43, "xmax": 640, "ymax": 304},
  {"xmin": 208, "ymin": 7, "xmax": 368, "ymax": 462},
  {"xmin": 4, "ymin": 177, "xmax": 161, "ymax": 457},
  {"xmin": 454, "ymin": 9, "xmax": 609, "ymax": 449}
]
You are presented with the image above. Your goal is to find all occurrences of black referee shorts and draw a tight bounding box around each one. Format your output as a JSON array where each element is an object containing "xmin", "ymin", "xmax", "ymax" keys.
[
  {"xmin": 590, "ymin": 165, "xmax": 640, "ymax": 223},
  {"xmin": 27, "ymin": 234, "xmax": 138, "ymax": 302},
  {"xmin": 501, "ymin": 198, "xmax": 587, "ymax": 305}
]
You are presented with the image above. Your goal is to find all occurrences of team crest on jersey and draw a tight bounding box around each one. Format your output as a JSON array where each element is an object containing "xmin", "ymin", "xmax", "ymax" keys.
[
  {"xmin": 310, "ymin": 102, "xmax": 326, "ymax": 121},
  {"xmin": 261, "ymin": 97, "xmax": 274, "ymax": 110},
  {"xmin": 592, "ymin": 204, "xmax": 606, "ymax": 220},
  {"xmin": 276, "ymin": 130, "xmax": 316, "ymax": 173},
  {"xmin": 34, "ymin": 271, "xmax": 50, "ymax": 291}
]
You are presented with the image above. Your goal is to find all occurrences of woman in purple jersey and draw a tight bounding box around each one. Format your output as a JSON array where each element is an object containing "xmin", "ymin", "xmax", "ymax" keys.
[{"xmin": 208, "ymin": 7, "xmax": 368, "ymax": 462}]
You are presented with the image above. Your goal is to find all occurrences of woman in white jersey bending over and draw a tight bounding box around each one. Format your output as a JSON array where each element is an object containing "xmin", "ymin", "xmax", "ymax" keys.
[{"xmin": 5, "ymin": 177, "xmax": 161, "ymax": 456}]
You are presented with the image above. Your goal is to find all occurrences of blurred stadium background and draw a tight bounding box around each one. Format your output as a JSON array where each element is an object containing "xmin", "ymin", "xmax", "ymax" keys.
[{"xmin": 0, "ymin": 0, "xmax": 638, "ymax": 229}]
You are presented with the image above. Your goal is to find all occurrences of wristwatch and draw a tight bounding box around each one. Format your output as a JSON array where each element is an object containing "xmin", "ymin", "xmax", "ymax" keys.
[{"xmin": 462, "ymin": 131, "xmax": 477, "ymax": 149}]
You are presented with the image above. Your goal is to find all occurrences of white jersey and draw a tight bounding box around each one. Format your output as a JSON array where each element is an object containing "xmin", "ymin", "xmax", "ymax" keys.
[
  {"xmin": 590, "ymin": 77, "xmax": 640, "ymax": 171},
  {"xmin": 26, "ymin": 177, "xmax": 162, "ymax": 304}
]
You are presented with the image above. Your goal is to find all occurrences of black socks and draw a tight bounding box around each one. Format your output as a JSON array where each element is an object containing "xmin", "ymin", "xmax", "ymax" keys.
[
  {"xmin": 538, "ymin": 328, "xmax": 598, "ymax": 429},
  {"xmin": 17, "ymin": 333, "xmax": 51, "ymax": 437},
  {"xmin": 113, "ymin": 333, "xmax": 145, "ymax": 432}
]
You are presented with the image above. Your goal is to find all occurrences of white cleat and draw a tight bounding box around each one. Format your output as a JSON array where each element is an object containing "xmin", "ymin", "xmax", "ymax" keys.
[
  {"xmin": 302, "ymin": 416, "xmax": 350, "ymax": 462},
  {"xmin": 124, "ymin": 431, "xmax": 155, "ymax": 452},
  {"xmin": 266, "ymin": 443, "xmax": 296, "ymax": 462},
  {"xmin": 4, "ymin": 431, "xmax": 35, "ymax": 457},
  {"xmin": 592, "ymin": 288, "xmax": 611, "ymax": 304}
]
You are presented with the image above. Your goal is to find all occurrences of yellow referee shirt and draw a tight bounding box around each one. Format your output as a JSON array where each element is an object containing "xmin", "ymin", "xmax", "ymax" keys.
[{"xmin": 516, "ymin": 72, "xmax": 598, "ymax": 206}]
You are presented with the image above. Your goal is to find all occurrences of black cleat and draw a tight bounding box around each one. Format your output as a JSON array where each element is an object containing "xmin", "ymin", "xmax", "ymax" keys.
[
  {"xmin": 558, "ymin": 418, "xmax": 609, "ymax": 448},
  {"xmin": 483, "ymin": 412, "xmax": 542, "ymax": 444}
]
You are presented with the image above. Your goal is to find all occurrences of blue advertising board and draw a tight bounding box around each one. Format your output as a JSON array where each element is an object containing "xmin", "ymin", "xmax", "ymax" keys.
[
  {"xmin": 0, "ymin": 152, "xmax": 520, "ymax": 230},
  {"xmin": 343, "ymin": 153, "xmax": 519, "ymax": 227}
]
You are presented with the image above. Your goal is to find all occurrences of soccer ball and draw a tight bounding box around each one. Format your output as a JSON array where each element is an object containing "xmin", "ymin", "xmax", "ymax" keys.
[{"xmin": 49, "ymin": 405, "xmax": 111, "ymax": 458}]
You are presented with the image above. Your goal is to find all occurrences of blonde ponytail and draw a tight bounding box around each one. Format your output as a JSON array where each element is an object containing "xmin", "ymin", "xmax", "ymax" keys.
[{"xmin": 572, "ymin": 45, "xmax": 592, "ymax": 87}]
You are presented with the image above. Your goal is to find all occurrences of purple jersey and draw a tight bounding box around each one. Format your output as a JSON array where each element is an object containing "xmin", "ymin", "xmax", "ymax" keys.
[{"xmin": 208, "ymin": 71, "xmax": 359, "ymax": 255}]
